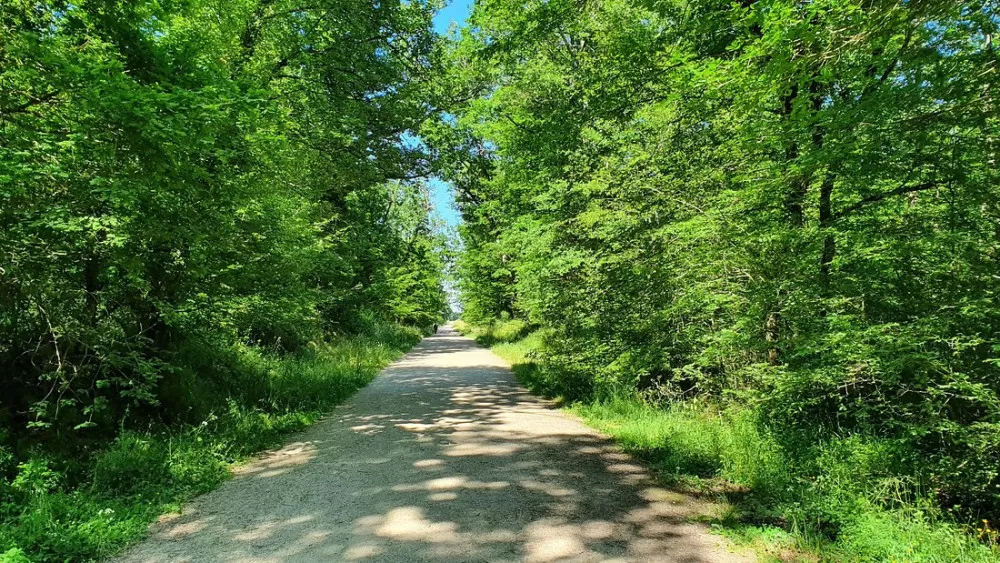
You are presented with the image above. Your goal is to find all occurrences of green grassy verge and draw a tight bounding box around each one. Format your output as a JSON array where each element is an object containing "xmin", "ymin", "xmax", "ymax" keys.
[
  {"xmin": 454, "ymin": 320, "xmax": 1000, "ymax": 562},
  {"xmin": 0, "ymin": 325, "xmax": 422, "ymax": 563}
]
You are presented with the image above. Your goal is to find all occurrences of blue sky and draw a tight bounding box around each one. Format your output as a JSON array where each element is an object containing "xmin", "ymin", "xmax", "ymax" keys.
[
  {"xmin": 433, "ymin": 0, "xmax": 474, "ymax": 34},
  {"xmin": 426, "ymin": 1, "xmax": 473, "ymax": 229}
]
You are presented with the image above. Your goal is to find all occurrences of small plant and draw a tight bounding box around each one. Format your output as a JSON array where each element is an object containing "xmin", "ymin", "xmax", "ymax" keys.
[
  {"xmin": 91, "ymin": 435, "xmax": 170, "ymax": 497},
  {"xmin": 0, "ymin": 326, "xmax": 419, "ymax": 562},
  {"xmin": 466, "ymin": 320, "xmax": 1000, "ymax": 562},
  {"xmin": 10, "ymin": 460, "xmax": 62, "ymax": 498},
  {"xmin": 979, "ymin": 520, "xmax": 999, "ymax": 548}
]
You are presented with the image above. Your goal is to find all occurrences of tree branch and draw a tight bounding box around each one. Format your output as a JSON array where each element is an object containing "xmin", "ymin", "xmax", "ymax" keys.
[
  {"xmin": 859, "ymin": 25, "xmax": 913, "ymax": 102},
  {"xmin": 0, "ymin": 90, "xmax": 61, "ymax": 117},
  {"xmin": 837, "ymin": 181, "xmax": 938, "ymax": 218}
]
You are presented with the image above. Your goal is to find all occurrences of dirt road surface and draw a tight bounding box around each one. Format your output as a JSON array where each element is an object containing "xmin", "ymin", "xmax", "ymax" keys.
[{"xmin": 116, "ymin": 325, "xmax": 751, "ymax": 562}]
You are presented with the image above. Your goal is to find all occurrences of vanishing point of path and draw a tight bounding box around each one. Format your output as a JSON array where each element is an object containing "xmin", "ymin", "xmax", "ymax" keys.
[{"xmin": 118, "ymin": 326, "xmax": 752, "ymax": 563}]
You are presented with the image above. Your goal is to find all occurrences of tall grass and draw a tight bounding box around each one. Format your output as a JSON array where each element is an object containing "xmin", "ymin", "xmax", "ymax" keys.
[
  {"xmin": 0, "ymin": 325, "xmax": 421, "ymax": 562},
  {"xmin": 459, "ymin": 321, "xmax": 1000, "ymax": 562}
]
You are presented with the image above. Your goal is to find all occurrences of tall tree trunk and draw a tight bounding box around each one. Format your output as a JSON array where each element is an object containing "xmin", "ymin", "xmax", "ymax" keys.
[
  {"xmin": 818, "ymin": 169, "xmax": 836, "ymax": 286},
  {"xmin": 768, "ymin": 76, "xmax": 825, "ymax": 364}
]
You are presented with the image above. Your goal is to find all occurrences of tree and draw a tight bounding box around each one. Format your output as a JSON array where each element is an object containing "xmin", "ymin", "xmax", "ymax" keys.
[
  {"xmin": 439, "ymin": 0, "xmax": 1000, "ymax": 522},
  {"xmin": 1, "ymin": 0, "xmax": 447, "ymax": 446}
]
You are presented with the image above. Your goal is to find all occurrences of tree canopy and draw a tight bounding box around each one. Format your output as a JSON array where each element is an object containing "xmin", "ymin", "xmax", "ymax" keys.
[
  {"xmin": 438, "ymin": 0, "xmax": 1000, "ymax": 525},
  {"xmin": 1, "ymin": 0, "xmax": 449, "ymax": 445},
  {"xmin": 2, "ymin": 0, "xmax": 1000, "ymax": 557}
]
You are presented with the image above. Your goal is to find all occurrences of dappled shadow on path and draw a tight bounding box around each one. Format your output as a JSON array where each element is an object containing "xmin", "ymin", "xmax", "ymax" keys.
[{"xmin": 117, "ymin": 327, "xmax": 748, "ymax": 563}]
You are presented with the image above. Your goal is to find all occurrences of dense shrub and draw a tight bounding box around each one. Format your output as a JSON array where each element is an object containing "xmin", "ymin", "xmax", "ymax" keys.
[
  {"xmin": 481, "ymin": 328, "xmax": 1000, "ymax": 560},
  {"xmin": 442, "ymin": 0, "xmax": 1000, "ymax": 538},
  {"xmin": 0, "ymin": 328, "xmax": 420, "ymax": 561}
]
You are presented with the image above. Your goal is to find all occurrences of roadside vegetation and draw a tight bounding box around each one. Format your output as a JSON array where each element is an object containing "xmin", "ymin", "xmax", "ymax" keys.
[
  {"xmin": 1, "ymin": 2, "xmax": 447, "ymax": 561},
  {"xmin": 0, "ymin": 324, "xmax": 420, "ymax": 562},
  {"xmin": 457, "ymin": 319, "xmax": 999, "ymax": 562},
  {"xmin": 4, "ymin": 0, "xmax": 999, "ymax": 561},
  {"xmin": 439, "ymin": 0, "xmax": 999, "ymax": 559}
]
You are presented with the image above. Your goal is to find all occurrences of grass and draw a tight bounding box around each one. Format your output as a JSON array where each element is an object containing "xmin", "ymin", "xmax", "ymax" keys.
[
  {"xmin": 456, "ymin": 319, "xmax": 1000, "ymax": 562},
  {"xmin": 0, "ymin": 325, "xmax": 422, "ymax": 563}
]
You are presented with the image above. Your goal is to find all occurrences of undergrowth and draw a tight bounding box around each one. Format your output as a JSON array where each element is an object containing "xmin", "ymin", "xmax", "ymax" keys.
[
  {"xmin": 0, "ymin": 325, "xmax": 422, "ymax": 562},
  {"xmin": 456, "ymin": 319, "xmax": 1000, "ymax": 562}
]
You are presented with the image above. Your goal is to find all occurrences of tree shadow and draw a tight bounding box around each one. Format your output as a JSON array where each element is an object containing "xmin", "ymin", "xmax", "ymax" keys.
[{"xmin": 116, "ymin": 328, "xmax": 749, "ymax": 562}]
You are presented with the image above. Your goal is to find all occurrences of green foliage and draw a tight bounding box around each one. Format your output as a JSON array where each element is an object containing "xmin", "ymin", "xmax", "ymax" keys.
[
  {"xmin": 0, "ymin": 1, "xmax": 445, "ymax": 558},
  {"xmin": 0, "ymin": 549, "xmax": 30, "ymax": 563},
  {"xmin": 484, "ymin": 326, "xmax": 1000, "ymax": 561},
  {"xmin": 0, "ymin": 328, "xmax": 419, "ymax": 561},
  {"xmin": 1, "ymin": 0, "xmax": 447, "ymax": 442},
  {"xmin": 456, "ymin": 317, "xmax": 533, "ymax": 346},
  {"xmin": 441, "ymin": 0, "xmax": 1000, "ymax": 550}
]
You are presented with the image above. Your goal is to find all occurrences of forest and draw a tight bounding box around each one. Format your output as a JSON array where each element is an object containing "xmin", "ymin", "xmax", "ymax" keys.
[
  {"xmin": 440, "ymin": 0, "xmax": 1000, "ymax": 559},
  {"xmin": 1, "ymin": 0, "xmax": 998, "ymax": 561},
  {"xmin": 1, "ymin": 1, "xmax": 448, "ymax": 560}
]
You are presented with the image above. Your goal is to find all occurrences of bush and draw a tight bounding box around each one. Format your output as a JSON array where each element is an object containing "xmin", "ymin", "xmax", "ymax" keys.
[
  {"xmin": 10, "ymin": 460, "xmax": 62, "ymax": 499},
  {"xmin": 1, "ymin": 548, "xmax": 31, "ymax": 563},
  {"xmin": 469, "ymin": 320, "xmax": 1000, "ymax": 561},
  {"xmin": 0, "ymin": 326, "xmax": 419, "ymax": 562},
  {"xmin": 457, "ymin": 317, "xmax": 535, "ymax": 347},
  {"xmin": 91, "ymin": 435, "xmax": 170, "ymax": 498}
]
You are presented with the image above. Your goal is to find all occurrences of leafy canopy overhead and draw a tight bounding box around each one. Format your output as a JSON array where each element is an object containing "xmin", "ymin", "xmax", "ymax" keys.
[
  {"xmin": 0, "ymin": 0, "xmax": 449, "ymax": 443},
  {"xmin": 436, "ymin": 0, "xmax": 1000, "ymax": 527}
]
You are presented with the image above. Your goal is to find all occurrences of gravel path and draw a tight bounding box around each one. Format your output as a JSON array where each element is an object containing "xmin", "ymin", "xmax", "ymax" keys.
[{"xmin": 116, "ymin": 325, "xmax": 751, "ymax": 562}]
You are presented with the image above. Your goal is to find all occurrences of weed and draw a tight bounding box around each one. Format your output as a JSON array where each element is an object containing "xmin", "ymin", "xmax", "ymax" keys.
[
  {"xmin": 472, "ymin": 324, "xmax": 1000, "ymax": 562},
  {"xmin": 0, "ymin": 326, "xmax": 421, "ymax": 562}
]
